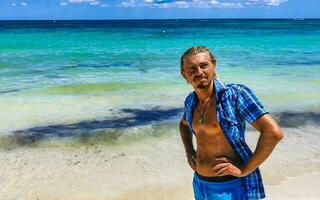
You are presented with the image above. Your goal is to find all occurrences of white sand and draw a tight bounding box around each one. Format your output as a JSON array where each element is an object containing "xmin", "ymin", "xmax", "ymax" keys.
[
  {"xmin": 0, "ymin": 125, "xmax": 319, "ymax": 200},
  {"xmin": 0, "ymin": 133, "xmax": 193, "ymax": 200},
  {"xmin": 265, "ymin": 172, "xmax": 320, "ymax": 200}
]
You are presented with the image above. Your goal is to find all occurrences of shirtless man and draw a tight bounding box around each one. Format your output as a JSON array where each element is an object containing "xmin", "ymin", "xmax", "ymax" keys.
[{"xmin": 179, "ymin": 46, "xmax": 284, "ymax": 200}]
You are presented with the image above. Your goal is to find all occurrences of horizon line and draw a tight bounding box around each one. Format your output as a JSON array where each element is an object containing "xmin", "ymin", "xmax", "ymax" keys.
[{"xmin": 0, "ymin": 17, "xmax": 319, "ymax": 21}]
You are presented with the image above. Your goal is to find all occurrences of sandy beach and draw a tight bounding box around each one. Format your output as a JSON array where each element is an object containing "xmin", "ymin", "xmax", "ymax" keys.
[
  {"xmin": 265, "ymin": 173, "xmax": 320, "ymax": 200},
  {"xmin": 1, "ymin": 19, "xmax": 319, "ymax": 200},
  {"xmin": 0, "ymin": 123, "xmax": 319, "ymax": 200}
]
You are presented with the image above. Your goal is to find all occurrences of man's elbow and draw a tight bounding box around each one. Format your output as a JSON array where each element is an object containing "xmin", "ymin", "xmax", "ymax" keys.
[
  {"xmin": 270, "ymin": 127, "xmax": 284, "ymax": 142},
  {"xmin": 179, "ymin": 119, "xmax": 190, "ymax": 135},
  {"xmin": 179, "ymin": 120, "xmax": 185, "ymax": 129}
]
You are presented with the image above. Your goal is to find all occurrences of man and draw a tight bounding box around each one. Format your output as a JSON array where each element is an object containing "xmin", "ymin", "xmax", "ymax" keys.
[{"xmin": 179, "ymin": 46, "xmax": 284, "ymax": 200}]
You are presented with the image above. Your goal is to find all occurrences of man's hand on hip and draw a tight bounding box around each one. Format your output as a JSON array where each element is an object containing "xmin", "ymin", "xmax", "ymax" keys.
[
  {"xmin": 186, "ymin": 149, "xmax": 197, "ymax": 171},
  {"xmin": 211, "ymin": 157, "xmax": 247, "ymax": 177}
]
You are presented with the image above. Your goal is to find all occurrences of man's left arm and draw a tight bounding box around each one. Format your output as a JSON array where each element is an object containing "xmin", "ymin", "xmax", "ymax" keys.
[
  {"xmin": 213, "ymin": 114, "xmax": 284, "ymax": 177},
  {"xmin": 238, "ymin": 114, "xmax": 284, "ymax": 177},
  {"xmin": 212, "ymin": 85, "xmax": 284, "ymax": 177}
]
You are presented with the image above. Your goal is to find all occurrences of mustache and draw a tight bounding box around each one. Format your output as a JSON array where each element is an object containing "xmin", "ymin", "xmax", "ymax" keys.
[{"xmin": 193, "ymin": 75, "xmax": 207, "ymax": 81}]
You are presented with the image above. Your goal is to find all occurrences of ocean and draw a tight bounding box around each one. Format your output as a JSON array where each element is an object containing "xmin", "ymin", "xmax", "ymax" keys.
[
  {"xmin": 0, "ymin": 19, "xmax": 319, "ymax": 199},
  {"xmin": 0, "ymin": 19, "xmax": 319, "ymax": 138}
]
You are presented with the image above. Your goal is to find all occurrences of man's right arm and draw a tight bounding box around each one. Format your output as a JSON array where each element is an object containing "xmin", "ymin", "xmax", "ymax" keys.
[{"xmin": 179, "ymin": 118, "xmax": 196, "ymax": 171}]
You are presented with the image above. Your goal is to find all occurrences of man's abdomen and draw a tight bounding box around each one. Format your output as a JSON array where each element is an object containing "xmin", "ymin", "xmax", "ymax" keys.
[{"xmin": 195, "ymin": 131, "xmax": 243, "ymax": 178}]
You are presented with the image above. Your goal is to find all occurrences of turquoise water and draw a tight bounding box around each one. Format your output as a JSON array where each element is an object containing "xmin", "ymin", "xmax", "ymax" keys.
[{"xmin": 0, "ymin": 19, "xmax": 319, "ymax": 139}]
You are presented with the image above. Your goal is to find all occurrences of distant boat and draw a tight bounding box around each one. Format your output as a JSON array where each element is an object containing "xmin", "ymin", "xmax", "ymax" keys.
[
  {"xmin": 292, "ymin": 18, "xmax": 304, "ymax": 21},
  {"xmin": 53, "ymin": 20, "xmax": 56, "ymax": 23}
]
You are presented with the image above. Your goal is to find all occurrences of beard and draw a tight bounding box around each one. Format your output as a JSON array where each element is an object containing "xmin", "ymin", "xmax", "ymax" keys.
[
  {"xmin": 196, "ymin": 83, "xmax": 207, "ymax": 89},
  {"xmin": 194, "ymin": 75, "xmax": 213, "ymax": 89}
]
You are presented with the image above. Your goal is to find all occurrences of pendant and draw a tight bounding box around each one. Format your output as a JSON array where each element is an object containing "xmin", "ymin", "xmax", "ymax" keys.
[{"xmin": 198, "ymin": 117, "xmax": 203, "ymax": 124}]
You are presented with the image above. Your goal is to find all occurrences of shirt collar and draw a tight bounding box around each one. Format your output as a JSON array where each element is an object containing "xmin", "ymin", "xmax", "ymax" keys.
[
  {"xmin": 213, "ymin": 79, "xmax": 227, "ymax": 103},
  {"xmin": 193, "ymin": 79, "xmax": 227, "ymax": 104},
  {"xmin": 214, "ymin": 79, "xmax": 227, "ymax": 94}
]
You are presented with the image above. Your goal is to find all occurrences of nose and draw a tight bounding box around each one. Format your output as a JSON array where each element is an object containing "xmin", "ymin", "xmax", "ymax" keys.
[{"xmin": 194, "ymin": 66, "xmax": 204, "ymax": 76}]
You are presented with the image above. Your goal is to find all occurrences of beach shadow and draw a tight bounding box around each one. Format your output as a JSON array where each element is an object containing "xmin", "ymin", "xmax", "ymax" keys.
[
  {"xmin": 10, "ymin": 107, "xmax": 183, "ymax": 145},
  {"xmin": 274, "ymin": 111, "xmax": 320, "ymax": 127},
  {"xmin": 6, "ymin": 109, "xmax": 320, "ymax": 147}
]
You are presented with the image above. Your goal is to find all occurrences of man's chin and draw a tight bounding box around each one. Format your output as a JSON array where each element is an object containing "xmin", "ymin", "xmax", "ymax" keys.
[{"xmin": 196, "ymin": 83, "xmax": 208, "ymax": 89}]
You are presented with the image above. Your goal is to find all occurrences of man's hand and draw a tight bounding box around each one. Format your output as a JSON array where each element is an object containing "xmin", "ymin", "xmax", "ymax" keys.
[
  {"xmin": 186, "ymin": 149, "xmax": 197, "ymax": 171},
  {"xmin": 211, "ymin": 157, "xmax": 247, "ymax": 177}
]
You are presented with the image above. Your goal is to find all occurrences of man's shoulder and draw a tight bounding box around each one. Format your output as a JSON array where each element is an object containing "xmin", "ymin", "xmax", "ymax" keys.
[
  {"xmin": 222, "ymin": 83, "xmax": 250, "ymax": 96},
  {"xmin": 225, "ymin": 83, "xmax": 249, "ymax": 90},
  {"xmin": 184, "ymin": 91, "xmax": 195, "ymax": 105},
  {"xmin": 183, "ymin": 82, "xmax": 254, "ymax": 104}
]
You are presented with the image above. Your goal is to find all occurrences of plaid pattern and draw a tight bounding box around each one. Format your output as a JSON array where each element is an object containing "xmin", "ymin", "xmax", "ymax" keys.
[{"xmin": 183, "ymin": 79, "xmax": 268, "ymax": 200}]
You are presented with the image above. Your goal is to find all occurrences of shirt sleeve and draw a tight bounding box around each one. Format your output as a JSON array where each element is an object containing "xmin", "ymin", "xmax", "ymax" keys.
[
  {"xmin": 182, "ymin": 109, "xmax": 186, "ymax": 120},
  {"xmin": 182, "ymin": 96, "xmax": 188, "ymax": 121},
  {"xmin": 236, "ymin": 85, "xmax": 269, "ymax": 124}
]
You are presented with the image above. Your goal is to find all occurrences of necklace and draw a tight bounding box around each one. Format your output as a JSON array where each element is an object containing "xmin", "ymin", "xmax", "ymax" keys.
[{"xmin": 196, "ymin": 98, "xmax": 211, "ymax": 124}]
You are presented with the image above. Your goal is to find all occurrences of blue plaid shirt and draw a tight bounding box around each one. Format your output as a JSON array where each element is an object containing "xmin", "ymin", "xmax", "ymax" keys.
[{"xmin": 183, "ymin": 79, "xmax": 268, "ymax": 200}]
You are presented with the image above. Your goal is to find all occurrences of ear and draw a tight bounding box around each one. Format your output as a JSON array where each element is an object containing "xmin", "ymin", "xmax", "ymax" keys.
[
  {"xmin": 180, "ymin": 70, "xmax": 189, "ymax": 83},
  {"xmin": 210, "ymin": 58, "xmax": 216, "ymax": 69},
  {"xmin": 180, "ymin": 70, "xmax": 186, "ymax": 79},
  {"xmin": 212, "ymin": 63, "xmax": 217, "ymax": 72},
  {"xmin": 213, "ymin": 64, "xmax": 218, "ymax": 79}
]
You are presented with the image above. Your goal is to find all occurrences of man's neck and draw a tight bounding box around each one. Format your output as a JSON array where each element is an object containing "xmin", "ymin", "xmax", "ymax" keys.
[{"xmin": 194, "ymin": 80, "xmax": 215, "ymax": 104}]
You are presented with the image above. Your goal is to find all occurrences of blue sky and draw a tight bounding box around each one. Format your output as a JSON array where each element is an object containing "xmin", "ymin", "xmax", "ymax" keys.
[{"xmin": 0, "ymin": 0, "xmax": 319, "ymax": 19}]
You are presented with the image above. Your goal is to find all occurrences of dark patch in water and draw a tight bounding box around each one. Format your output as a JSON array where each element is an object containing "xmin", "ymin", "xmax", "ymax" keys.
[
  {"xmin": 138, "ymin": 68, "xmax": 148, "ymax": 73},
  {"xmin": 273, "ymin": 111, "xmax": 320, "ymax": 127},
  {"xmin": 276, "ymin": 60, "xmax": 320, "ymax": 66},
  {"xmin": 7, "ymin": 110, "xmax": 320, "ymax": 147},
  {"xmin": 44, "ymin": 74, "xmax": 63, "ymax": 79},
  {"xmin": 11, "ymin": 107, "xmax": 183, "ymax": 145},
  {"xmin": 65, "ymin": 62, "xmax": 132, "ymax": 69},
  {"xmin": 0, "ymin": 89, "xmax": 20, "ymax": 94}
]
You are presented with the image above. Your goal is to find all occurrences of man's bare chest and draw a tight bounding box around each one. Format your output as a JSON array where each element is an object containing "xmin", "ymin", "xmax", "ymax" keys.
[{"xmin": 192, "ymin": 101, "xmax": 224, "ymax": 138}]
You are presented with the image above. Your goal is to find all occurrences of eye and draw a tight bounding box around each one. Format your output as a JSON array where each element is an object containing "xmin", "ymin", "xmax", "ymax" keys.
[
  {"xmin": 188, "ymin": 67, "xmax": 196, "ymax": 73},
  {"xmin": 200, "ymin": 63, "xmax": 208, "ymax": 68}
]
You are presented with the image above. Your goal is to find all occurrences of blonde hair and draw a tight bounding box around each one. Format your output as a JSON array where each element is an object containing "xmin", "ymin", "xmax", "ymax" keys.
[{"xmin": 180, "ymin": 46, "xmax": 216, "ymax": 71}]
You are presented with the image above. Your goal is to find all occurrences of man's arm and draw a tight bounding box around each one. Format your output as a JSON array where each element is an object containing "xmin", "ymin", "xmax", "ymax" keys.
[
  {"xmin": 213, "ymin": 114, "xmax": 284, "ymax": 177},
  {"xmin": 240, "ymin": 114, "xmax": 284, "ymax": 176},
  {"xmin": 179, "ymin": 118, "xmax": 197, "ymax": 171}
]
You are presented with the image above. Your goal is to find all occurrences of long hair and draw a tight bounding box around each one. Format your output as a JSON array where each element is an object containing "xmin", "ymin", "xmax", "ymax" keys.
[
  {"xmin": 180, "ymin": 46, "xmax": 217, "ymax": 79},
  {"xmin": 180, "ymin": 46, "xmax": 216, "ymax": 71}
]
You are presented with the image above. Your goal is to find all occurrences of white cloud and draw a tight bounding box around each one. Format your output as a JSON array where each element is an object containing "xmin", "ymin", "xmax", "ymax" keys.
[
  {"xmin": 68, "ymin": 0, "xmax": 97, "ymax": 3},
  {"xmin": 120, "ymin": 0, "xmax": 137, "ymax": 7},
  {"xmin": 264, "ymin": 0, "xmax": 287, "ymax": 6},
  {"xmin": 69, "ymin": 0, "xmax": 93, "ymax": 2},
  {"xmin": 11, "ymin": 3, "xmax": 17, "ymax": 6},
  {"xmin": 176, "ymin": 1, "xmax": 189, "ymax": 8},
  {"xmin": 89, "ymin": 1, "xmax": 100, "ymax": 5},
  {"xmin": 145, "ymin": 0, "xmax": 243, "ymax": 9},
  {"xmin": 60, "ymin": 1, "xmax": 68, "ymax": 6},
  {"xmin": 191, "ymin": 0, "xmax": 211, "ymax": 8},
  {"xmin": 152, "ymin": 1, "xmax": 190, "ymax": 8},
  {"xmin": 100, "ymin": 3, "xmax": 109, "ymax": 7},
  {"xmin": 58, "ymin": 0, "xmax": 288, "ymax": 8},
  {"xmin": 21, "ymin": 2, "xmax": 27, "ymax": 6},
  {"xmin": 245, "ymin": 0, "xmax": 288, "ymax": 6},
  {"xmin": 67, "ymin": 0, "xmax": 103, "ymax": 6},
  {"xmin": 210, "ymin": 0, "xmax": 243, "ymax": 8}
]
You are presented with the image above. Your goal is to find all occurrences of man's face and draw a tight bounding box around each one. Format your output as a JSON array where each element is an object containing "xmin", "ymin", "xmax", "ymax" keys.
[{"xmin": 181, "ymin": 52, "xmax": 216, "ymax": 90}]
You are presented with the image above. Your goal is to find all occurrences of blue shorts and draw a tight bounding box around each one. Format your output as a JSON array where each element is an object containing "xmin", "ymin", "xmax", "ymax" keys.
[{"xmin": 193, "ymin": 172, "xmax": 245, "ymax": 200}]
